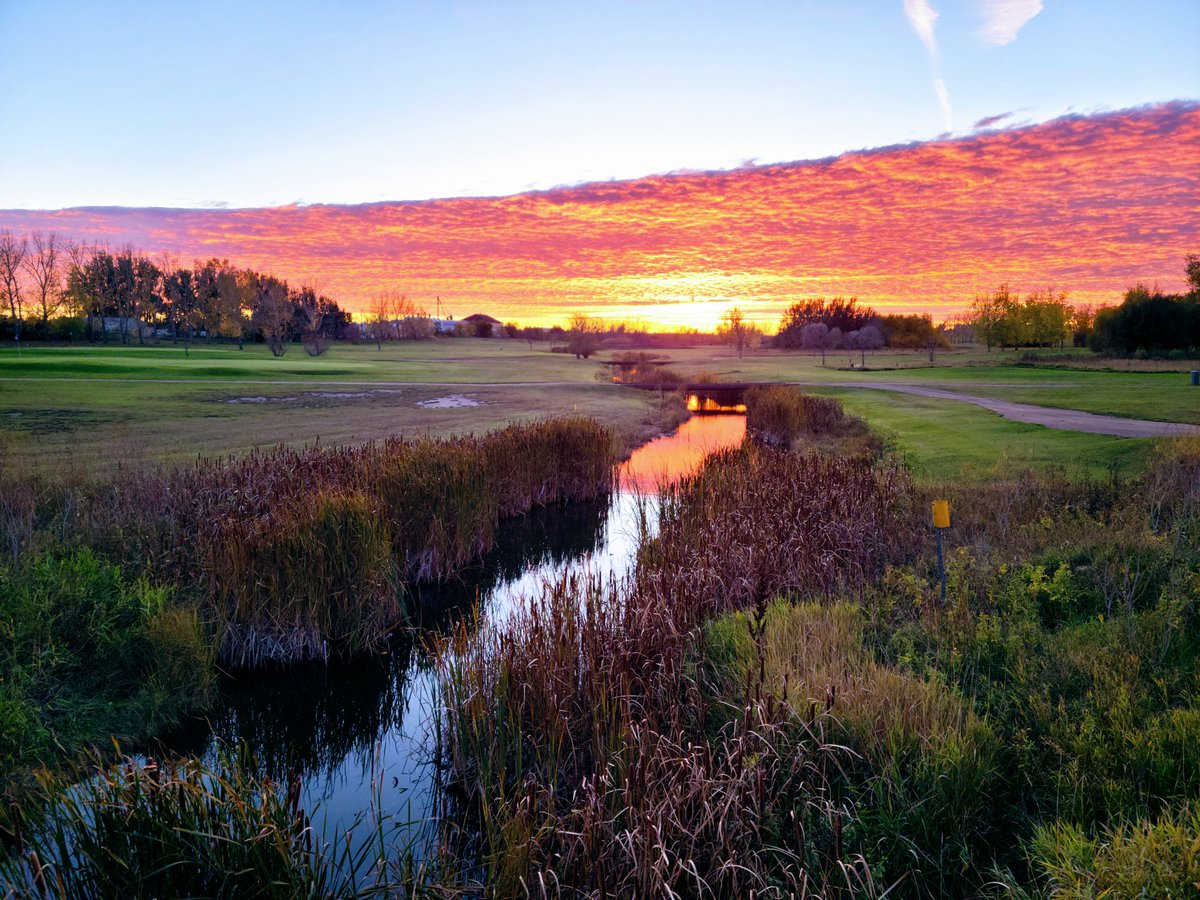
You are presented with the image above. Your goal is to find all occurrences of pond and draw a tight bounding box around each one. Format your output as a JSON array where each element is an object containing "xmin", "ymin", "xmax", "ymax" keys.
[{"xmin": 160, "ymin": 412, "xmax": 747, "ymax": 856}]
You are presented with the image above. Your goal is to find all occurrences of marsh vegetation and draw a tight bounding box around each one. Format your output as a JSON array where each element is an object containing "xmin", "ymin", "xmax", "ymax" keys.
[{"xmin": 2, "ymin": 385, "xmax": 1198, "ymax": 897}]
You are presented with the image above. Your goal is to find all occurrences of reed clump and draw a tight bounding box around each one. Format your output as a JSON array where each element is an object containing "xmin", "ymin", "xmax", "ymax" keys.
[
  {"xmin": 436, "ymin": 575, "xmax": 875, "ymax": 897},
  {"xmin": 211, "ymin": 490, "xmax": 401, "ymax": 666},
  {"xmin": 640, "ymin": 443, "xmax": 919, "ymax": 614},
  {"xmin": 0, "ymin": 750, "xmax": 389, "ymax": 899},
  {"xmin": 434, "ymin": 442, "xmax": 919, "ymax": 895},
  {"xmin": 12, "ymin": 417, "xmax": 617, "ymax": 668},
  {"xmin": 745, "ymin": 385, "xmax": 846, "ymax": 447}
]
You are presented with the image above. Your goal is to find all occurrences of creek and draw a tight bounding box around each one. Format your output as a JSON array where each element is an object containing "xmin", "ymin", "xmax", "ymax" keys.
[{"xmin": 161, "ymin": 412, "xmax": 747, "ymax": 855}]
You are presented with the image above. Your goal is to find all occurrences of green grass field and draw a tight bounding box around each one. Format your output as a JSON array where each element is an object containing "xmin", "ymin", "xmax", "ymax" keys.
[
  {"xmin": 1, "ymin": 339, "xmax": 1190, "ymax": 477},
  {"xmin": 0, "ymin": 342, "xmax": 671, "ymax": 470},
  {"xmin": 819, "ymin": 387, "xmax": 1151, "ymax": 481}
]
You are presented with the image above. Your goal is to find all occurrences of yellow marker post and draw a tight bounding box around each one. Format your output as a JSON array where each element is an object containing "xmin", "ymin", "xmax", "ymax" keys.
[{"xmin": 932, "ymin": 500, "xmax": 950, "ymax": 604}]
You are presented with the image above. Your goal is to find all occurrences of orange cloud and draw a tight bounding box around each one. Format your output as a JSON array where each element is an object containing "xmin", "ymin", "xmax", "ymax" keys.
[{"xmin": 2, "ymin": 102, "xmax": 1196, "ymax": 329}]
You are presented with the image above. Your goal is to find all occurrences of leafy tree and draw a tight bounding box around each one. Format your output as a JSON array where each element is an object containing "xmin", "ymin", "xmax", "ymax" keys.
[
  {"xmin": 213, "ymin": 264, "xmax": 248, "ymax": 348},
  {"xmin": 1186, "ymin": 254, "xmax": 1200, "ymax": 294},
  {"xmin": 775, "ymin": 296, "xmax": 874, "ymax": 348},
  {"xmin": 161, "ymin": 268, "xmax": 200, "ymax": 354},
  {"xmin": 566, "ymin": 314, "xmax": 602, "ymax": 359},
  {"xmin": 1090, "ymin": 278, "xmax": 1200, "ymax": 356}
]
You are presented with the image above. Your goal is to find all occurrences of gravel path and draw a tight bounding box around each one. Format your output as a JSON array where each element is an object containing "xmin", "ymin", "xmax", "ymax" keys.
[{"xmin": 845, "ymin": 383, "xmax": 1200, "ymax": 438}]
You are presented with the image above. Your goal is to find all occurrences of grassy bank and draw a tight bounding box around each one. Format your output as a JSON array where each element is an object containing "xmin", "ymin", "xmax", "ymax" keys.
[{"xmin": 0, "ymin": 342, "xmax": 675, "ymax": 471}]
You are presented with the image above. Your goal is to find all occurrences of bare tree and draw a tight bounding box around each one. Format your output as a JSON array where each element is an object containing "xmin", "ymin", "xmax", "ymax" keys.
[
  {"xmin": 848, "ymin": 324, "xmax": 884, "ymax": 367},
  {"xmin": 23, "ymin": 231, "xmax": 64, "ymax": 340},
  {"xmin": 367, "ymin": 293, "xmax": 396, "ymax": 350},
  {"xmin": 251, "ymin": 276, "xmax": 293, "ymax": 357},
  {"xmin": 0, "ymin": 231, "xmax": 29, "ymax": 346},
  {"xmin": 717, "ymin": 306, "xmax": 755, "ymax": 358},
  {"xmin": 801, "ymin": 322, "xmax": 831, "ymax": 365}
]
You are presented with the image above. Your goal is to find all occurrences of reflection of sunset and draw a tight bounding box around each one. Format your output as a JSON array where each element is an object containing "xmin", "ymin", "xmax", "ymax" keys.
[
  {"xmin": 687, "ymin": 395, "xmax": 747, "ymax": 413},
  {"xmin": 619, "ymin": 415, "xmax": 746, "ymax": 493},
  {"xmin": 2, "ymin": 103, "xmax": 1196, "ymax": 328}
]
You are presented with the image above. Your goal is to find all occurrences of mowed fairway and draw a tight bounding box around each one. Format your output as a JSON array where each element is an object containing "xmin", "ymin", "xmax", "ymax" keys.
[
  {"xmin": 0, "ymin": 342, "xmax": 670, "ymax": 470},
  {"xmin": 1, "ymin": 341, "xmax": 1190, "ymax": 478}
]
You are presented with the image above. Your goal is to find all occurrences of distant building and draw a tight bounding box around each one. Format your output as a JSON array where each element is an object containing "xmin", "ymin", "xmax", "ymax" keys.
[{"xmin": 462, "ymin": 313, "xmax": 505, "ymax": 338}]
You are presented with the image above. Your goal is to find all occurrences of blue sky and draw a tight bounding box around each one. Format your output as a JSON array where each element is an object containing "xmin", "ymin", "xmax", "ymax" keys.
[{"xmin": 0, "ymin": 0, "xmax": 1196, "ymax": 209}]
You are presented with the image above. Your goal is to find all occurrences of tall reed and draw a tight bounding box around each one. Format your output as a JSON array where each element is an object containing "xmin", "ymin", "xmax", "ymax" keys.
[
  {"xmin": 433, "ymin": 442, "xmax": 917, "ymax": 895},
  {"xmin": 25, "ymin": 417, "xmax": 617, "ymax": 667},
  {"xmin": 745, "ymin": 385, "xmax": 846, "ymax": 447}
]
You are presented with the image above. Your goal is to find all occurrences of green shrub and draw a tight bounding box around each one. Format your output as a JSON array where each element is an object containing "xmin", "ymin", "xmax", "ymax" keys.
[{"xmin": 0, "ymin": 549, "xmax": 214, "ymax": 778}]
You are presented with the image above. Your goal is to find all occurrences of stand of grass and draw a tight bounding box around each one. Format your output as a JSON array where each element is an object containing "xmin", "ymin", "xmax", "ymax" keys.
[
  {"xmin": 0, "ymin": 749, "xmax": 398, "ymax": 899},
  {"xmin": 0, "ymin": 550, "xmax": 213, "ymax": 785},
  {"xmin": 744, "ymin": 384, "xmax": 846, "ymax": 447}
]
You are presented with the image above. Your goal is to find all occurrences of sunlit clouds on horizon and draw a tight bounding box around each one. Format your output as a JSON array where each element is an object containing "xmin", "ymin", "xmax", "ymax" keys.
[{"xmin": 1, "ymin": 103, "xmax": 1196, "ymax": 331}]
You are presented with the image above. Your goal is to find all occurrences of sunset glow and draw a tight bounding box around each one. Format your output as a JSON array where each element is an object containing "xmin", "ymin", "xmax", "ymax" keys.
[{"xmin": 2, "ymin": 103, "xmax": 1196, "ymax": 329}]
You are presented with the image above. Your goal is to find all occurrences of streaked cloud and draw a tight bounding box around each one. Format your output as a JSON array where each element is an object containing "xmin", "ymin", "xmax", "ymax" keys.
[
  {"xmin": 979, "ymin": 0, "xmax": 1044, "ymax": 46},
  {"xmin": 1, "ymin": 103, "xmax": 1196, "ymax": 330},
  {"xmin": 903, "ymin": 0, "xmax": 952, "ymax": 130},
  {"xmin": 903, "ymin": 0, "xmax": 940, "ymax": 56},
  {"xmin": 973, "ymin": 111, "xmax": 1016, "ymax": 130}
]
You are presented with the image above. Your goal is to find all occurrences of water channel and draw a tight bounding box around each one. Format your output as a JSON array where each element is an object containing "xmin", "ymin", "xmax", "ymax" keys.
[{"xmin": 161, "ymin": 412, "xmax": 747, "ymax": 854}]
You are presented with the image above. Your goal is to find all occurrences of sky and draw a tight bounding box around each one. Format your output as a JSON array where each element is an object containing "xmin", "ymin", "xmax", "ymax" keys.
[{"xmin": 1, "ymin": 1, "xmax": 1197, "ymax": 326}]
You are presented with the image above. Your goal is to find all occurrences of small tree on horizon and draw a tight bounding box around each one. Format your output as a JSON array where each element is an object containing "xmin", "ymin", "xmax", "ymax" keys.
[
  {"xmin": 717, "ymin": 306, "xmax": 755, "ymax": 358},
  {"xmin": 0, "ymin": 230, "xmax": 28, "ymax": 347},
  {"xmin": 566, "ymin": 314, "xmax": 602, "ymax": 359}
]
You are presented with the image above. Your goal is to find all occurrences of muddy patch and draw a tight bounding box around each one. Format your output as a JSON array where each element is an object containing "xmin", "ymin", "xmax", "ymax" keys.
[
  {"xmin": 417, "ymin": 394, "xmax": 482, "ymax": 409},
  {"xmin": 223, "ymin": 388, "xmax": 413, "ymax": 406},
  {"xmin": 0, "ymin": 409, "xmax": 123, "ymax": 435}
]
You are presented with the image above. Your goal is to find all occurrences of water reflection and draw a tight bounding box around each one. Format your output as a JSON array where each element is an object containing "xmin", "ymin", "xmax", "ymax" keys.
[
  {"xmin": 164, "ymin": 414, "xmax": 746, "ymax": 851},
  {"xmin": 619, "ymin": 413, "xmax": 747, "ymax": 492}
]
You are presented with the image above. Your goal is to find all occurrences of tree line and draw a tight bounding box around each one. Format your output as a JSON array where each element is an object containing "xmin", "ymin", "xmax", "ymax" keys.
[
  {"xmin": 0, "ymin": 230, "xmax": 352, "ymax": 356},
  {"xmin": 1090, "ymin": 257, "xmax": 1200, "ymax": 356},
  {"xmin": 968, "ymin": 257, "xmax": 1200, "ymax": 356},
  {"xmin": 768, "ymin": 297, "xmax": 945, "ymax": 363}
]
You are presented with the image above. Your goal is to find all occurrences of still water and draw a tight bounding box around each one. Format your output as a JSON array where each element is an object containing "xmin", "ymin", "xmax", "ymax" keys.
[{"xmin": 163, "ymin": 413, "xmax": 747, "ymax": 851}]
